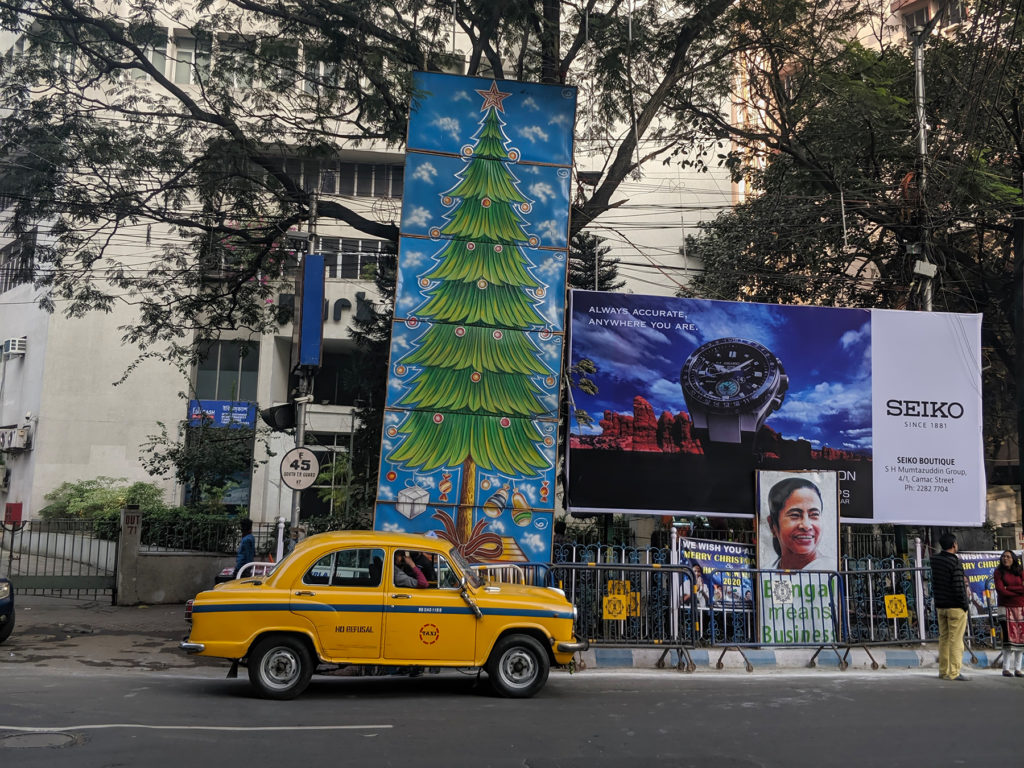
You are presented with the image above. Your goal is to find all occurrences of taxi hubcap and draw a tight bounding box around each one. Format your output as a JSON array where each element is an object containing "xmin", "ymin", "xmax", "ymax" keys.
[
  {"xmin": 500, "ymin": 647, "xmax": 536, "ymax": 687},
  {"xmin": 262, "ymin": 648, "xmax": 299, "ymax": 687}
]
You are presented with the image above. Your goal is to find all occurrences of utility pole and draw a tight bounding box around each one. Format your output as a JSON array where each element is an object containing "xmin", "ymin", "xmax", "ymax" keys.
[
  {"xmin": 1015, "ymin": 162, "xmax": 1024, "ymax": 533},
  {"xmin": 290, "ymin": 193, "xmax": 321, "ymax": 529},
  {"xmin": 911, "ymin": 27, "xmax": 938, "ymax": 311}
]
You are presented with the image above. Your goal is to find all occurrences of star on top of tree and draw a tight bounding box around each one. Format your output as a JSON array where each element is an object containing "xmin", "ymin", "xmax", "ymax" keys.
[{"xmin": 476, "ymin": 81, "xmax": 512, "ymax": 113}]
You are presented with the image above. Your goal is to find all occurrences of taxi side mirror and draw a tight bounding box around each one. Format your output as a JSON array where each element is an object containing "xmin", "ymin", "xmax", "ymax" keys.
[{"xmin": 460, "ymin": 574, "xmax": 482, "ymax": 619}]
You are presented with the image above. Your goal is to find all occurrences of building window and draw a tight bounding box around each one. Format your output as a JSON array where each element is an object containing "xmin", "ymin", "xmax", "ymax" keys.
[
  {"xmin": 216, "ymin": 38, "xmax": 256, "ymax": 90},
  {"xmin": 942, "ymin": 1, "xmax": 967, "ymax": 26},
  {"xmin": 195, "ymin": 340, "xmax": 259, "ymax": 401},
  {"xmin": 330, "ymin": 162, "xmax": 403, "ymax": 198},
  {"xmin": 318, "ymin": 237, "xmax": 395, "ymax": 279},
  {"xmin": 305, "ymin": 350, "xmax": 361, "ymax": 406},
  {"xmin": 172, "ymin": 36, "xmax": 211, "ymax": 85},
  {"xmin": 301, "ymin": 431, "xmax": 356, "ymax": 518},
  {"xmin": 903, "ymin": 7, "xmax": 930, "ymax": 40},
  {"xmin": 132, "ymin": 29, "xmax": 168, "ymax": 80},
  {"xmin": 0, "ymin": 232, "xmax": 36, "ymax": 294}
]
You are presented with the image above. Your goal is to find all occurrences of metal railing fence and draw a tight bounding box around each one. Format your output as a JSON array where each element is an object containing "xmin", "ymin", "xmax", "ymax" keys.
[
  {"xmin": 522, "ymin": 554, "xmax": 1003, "ymax": 669},
  {"xmin": 0, "ymin": 518, "xmax": 116, "ymax": 600},
  {"xmin": 137, "ymin": 519, "xmax": 281, "ymax": 555},
  {"xmin": 550, "ymin": 562, "xmax": 699, "ymax": 657}
]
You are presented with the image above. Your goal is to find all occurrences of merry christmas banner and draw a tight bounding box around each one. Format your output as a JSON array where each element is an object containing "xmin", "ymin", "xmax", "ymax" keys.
[{"xmin": 374, "ymin": 73, "xmax": 576, "ymax": 562}]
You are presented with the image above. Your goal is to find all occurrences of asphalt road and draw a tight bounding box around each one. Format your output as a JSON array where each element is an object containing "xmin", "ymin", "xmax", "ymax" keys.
[{"xmin": 1, "ymin": 663, "xmax": 1019, "ymax": 768}]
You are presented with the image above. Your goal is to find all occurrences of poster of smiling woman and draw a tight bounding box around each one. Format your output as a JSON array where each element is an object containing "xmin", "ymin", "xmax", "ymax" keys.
[
  {"xmin": 756, "ymin": 470, "xmax": 841, "ymax": 645},
  {"xmin": 757, "ymin": 471, "xmax": 838, "ymax": 572}
]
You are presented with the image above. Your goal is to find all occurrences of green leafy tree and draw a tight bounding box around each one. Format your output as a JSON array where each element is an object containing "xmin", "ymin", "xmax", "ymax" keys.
[
  {"xmin": 0, "ymin": 0, "xmax": 746, "ymax": 359},
  {"xmin": 311, "ymin": 454, "xmax": 372, "ymax": 529},
  {"xmin": 568, "ymin": 231, "xmax": 624, "ymax": 292},
  {"xmin": 39, "ymin": 477, "xmax": 168, "ymax": 520},
  {"xmin": 141, "ymin": 421, "xmax": 257, "ymax": 506},
  {"xmin": 389, "ymin": 100, "xmax": 551, "ymax": 549},
  {"xmin": 686, "ymin": 5, "xmax": 1024, "ymax": 466}
]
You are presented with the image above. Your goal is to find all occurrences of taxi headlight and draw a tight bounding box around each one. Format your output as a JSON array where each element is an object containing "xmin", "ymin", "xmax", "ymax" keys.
[{"xmin": 0, "ymin": 582, "xmax": 10, "ymax": 600}]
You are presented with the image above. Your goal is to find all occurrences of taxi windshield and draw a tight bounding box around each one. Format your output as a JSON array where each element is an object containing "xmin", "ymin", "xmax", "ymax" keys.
[{"xmin": 448, "ymin": 547, "xmax": 483, "ymax": 589}]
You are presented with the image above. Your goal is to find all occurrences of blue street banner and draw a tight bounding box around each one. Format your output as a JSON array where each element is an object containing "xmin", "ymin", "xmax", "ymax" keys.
[
  {"xmin": 679, "ymin": 537, "xmax": 754, "ymax": 609},
  {"xmin": 960, "ymin": 550, "xmax": 1023, "ymax": 616},
  {"xmin": 187, "ymin": 400, "xmax": 256, "ymax": 428},
  {"xmin": 374, "ymin": 73, "xmax": 576, "ymax": 563},
  {"xmin": 298, "ymin": 252, "xmax": 326, "ymax": 367},
  {"xmin": 567, "ymin": 290, "xmax": 984, "ymax": 526}
]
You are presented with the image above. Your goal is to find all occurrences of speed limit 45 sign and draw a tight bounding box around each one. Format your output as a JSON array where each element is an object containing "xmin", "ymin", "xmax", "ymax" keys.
[{"xmin": 280, "ymin": 447, "xmax": 320, "ymax": 490}]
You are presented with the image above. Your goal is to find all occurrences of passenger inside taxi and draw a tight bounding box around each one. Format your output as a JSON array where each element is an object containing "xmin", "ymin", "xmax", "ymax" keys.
[{"xmin": 393, "ymin": 551, "xmax": 428, "ymax": 589}]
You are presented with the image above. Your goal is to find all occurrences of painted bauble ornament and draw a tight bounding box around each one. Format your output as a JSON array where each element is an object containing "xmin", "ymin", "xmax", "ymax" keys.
[
  {"xmin": 483, "ymin": 484, "xmax": 509, "ymax": 518},
  {"xmin": 512, "ymin": 491, "xmax": 532, "ymax": 527}
]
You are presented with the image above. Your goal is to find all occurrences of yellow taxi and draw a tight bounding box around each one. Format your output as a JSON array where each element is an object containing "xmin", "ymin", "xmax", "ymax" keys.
[{"xmin": 180, "ymin": 530, "xmax": 586, "ymax": 699}]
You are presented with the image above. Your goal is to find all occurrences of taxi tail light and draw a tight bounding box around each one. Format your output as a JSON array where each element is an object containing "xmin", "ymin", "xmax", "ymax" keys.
[{"xmin": 185, "ymin": 599, "xmax": 194, "ymax": 623}]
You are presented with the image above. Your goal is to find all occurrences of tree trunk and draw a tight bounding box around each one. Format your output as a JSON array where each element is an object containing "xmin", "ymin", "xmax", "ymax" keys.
[
  {"xmin": 540, "ymin": 0, "xmax": 559, "ymax": 84},
  {"xmin": 456, "ymin": 456, "xmax": 477, "ymax": 544}
]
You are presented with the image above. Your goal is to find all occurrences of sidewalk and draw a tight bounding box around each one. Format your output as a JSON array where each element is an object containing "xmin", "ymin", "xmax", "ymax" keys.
[
  {"xmin": 1, "ymin": 595, "xmax": 214, "ymax": 673},
  {"xmin": 2, "ymin": 594, "xmax": 1001, "ymax": 675}
]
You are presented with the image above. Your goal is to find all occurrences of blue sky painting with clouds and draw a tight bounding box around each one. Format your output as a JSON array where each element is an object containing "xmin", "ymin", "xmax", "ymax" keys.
[
  {"xmin": 569, "ymin": 291, "xmax": 873, "ymax": 455},
  {"xmin": 407, "ymin": 72, "xmax": 575, "ymax": 164}
]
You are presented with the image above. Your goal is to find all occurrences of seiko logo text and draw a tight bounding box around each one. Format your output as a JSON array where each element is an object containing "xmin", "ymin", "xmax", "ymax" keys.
[{"xmin": 885, "ymin": 400, "xmax": 964, "ymax": 418}]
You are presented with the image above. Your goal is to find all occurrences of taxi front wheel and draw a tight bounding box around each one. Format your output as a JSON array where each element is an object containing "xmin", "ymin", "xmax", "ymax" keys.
[
  {"xmin": 486, "ymin": 634, "xmax": 550, "ymax": 698},
  {"xmin": 247, "ymin": 636, "xmax": 313, "ymax": 700}
]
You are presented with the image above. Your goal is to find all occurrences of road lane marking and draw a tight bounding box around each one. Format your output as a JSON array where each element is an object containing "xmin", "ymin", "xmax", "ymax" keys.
[{"xmin": 0, "ymin": 724, "xmax": 392, "ymax": 732}]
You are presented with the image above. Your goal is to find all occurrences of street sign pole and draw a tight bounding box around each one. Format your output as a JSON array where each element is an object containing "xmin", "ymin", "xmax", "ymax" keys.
[{"xmin": 289, "ymin": 395, "xmax": 313, "ymax": 528}]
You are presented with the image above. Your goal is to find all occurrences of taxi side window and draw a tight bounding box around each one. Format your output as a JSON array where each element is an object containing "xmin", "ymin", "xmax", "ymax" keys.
[
  {"xmin": 302, "ymin": 548, "xmax": 385, "ymax": 588},
  {"xmin": 436, "ymin": 555, "xmax": 461, "ymax": 590}
]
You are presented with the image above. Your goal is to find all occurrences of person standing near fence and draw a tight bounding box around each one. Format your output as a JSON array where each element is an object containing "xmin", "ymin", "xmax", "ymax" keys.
[
  {"xmin": 993, "ymin": 550, "xmax": 1024, "ymax": 678},
  {"xmin": 931, "ymin": 533, "xmax": 970, "ymax": 681},
  {"xmin": 235, "ymin": 518, "xmax": 255, "ymax": 577}
]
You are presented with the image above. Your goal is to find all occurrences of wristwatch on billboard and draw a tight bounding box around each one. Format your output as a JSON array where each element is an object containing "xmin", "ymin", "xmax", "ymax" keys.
[{"xmin": 680, "ymin": 337, "xmax": 788, "ymax": 454}]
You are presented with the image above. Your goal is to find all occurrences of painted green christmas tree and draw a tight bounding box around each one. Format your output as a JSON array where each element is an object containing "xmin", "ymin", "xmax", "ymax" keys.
[{"xmin": 390, "ymin": 83, "xmax": 553, "ymax": 555}]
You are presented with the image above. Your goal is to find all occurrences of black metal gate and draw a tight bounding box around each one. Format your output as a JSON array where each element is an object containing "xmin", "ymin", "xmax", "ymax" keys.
[{"xmin": 0, "ymin": 519, "xmax": 118, "ymax": 602}]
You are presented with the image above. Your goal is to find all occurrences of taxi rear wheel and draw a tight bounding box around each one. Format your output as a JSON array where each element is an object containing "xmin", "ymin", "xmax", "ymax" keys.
[
  {"xmin": 247, "ymin": 636, "xmax": 313, "ymax": 700},
  {"xmin": 486, "ymin": 634, "xmax": 549, "ymax": 698}
]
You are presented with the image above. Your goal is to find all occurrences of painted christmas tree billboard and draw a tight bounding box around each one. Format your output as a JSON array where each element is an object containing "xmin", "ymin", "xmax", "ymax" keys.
[{"xmin": 375, "ymin": 73, "xmax": 576, "ymax": 562}]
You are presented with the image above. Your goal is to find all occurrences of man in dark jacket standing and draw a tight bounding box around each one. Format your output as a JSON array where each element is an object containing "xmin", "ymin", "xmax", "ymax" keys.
[{"xmin": 931, "ymin": 533, "xmax": 970, "ymax": 681}]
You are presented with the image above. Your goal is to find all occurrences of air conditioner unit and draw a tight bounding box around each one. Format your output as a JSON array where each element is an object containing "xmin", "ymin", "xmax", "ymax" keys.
[
  {"xmin": 2, "ymin": 337, "xmax": 27, "ymax": 357},
  {"xmin": 1, "ymin": 427, "xmax": 30, "ymax": 452}
]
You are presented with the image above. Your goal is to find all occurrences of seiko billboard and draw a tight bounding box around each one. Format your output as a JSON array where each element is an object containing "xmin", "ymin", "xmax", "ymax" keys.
[{"xmin": 567, "ymin": 291, "xmax": 984, "ymax": 527}]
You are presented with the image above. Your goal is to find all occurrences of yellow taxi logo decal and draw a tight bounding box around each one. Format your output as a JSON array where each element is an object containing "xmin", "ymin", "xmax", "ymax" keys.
[{"xmin": 419, "ymin": 623, "xmax": 440, "ymax": 645}]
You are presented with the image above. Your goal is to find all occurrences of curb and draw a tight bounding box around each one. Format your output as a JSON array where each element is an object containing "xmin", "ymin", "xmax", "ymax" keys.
[{"xmin": 580, "ymin": 646, "xmax": 996, "ymax": 672}]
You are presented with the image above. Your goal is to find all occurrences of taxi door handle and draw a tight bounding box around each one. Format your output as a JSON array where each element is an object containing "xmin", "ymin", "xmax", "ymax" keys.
[
  {"xmin": 295, "ymin": 590, "xmax": 316, "ymax": 596},
  {"xmin": 391, "ymin": 593, "xmax": 411, "ymax": 599}
]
